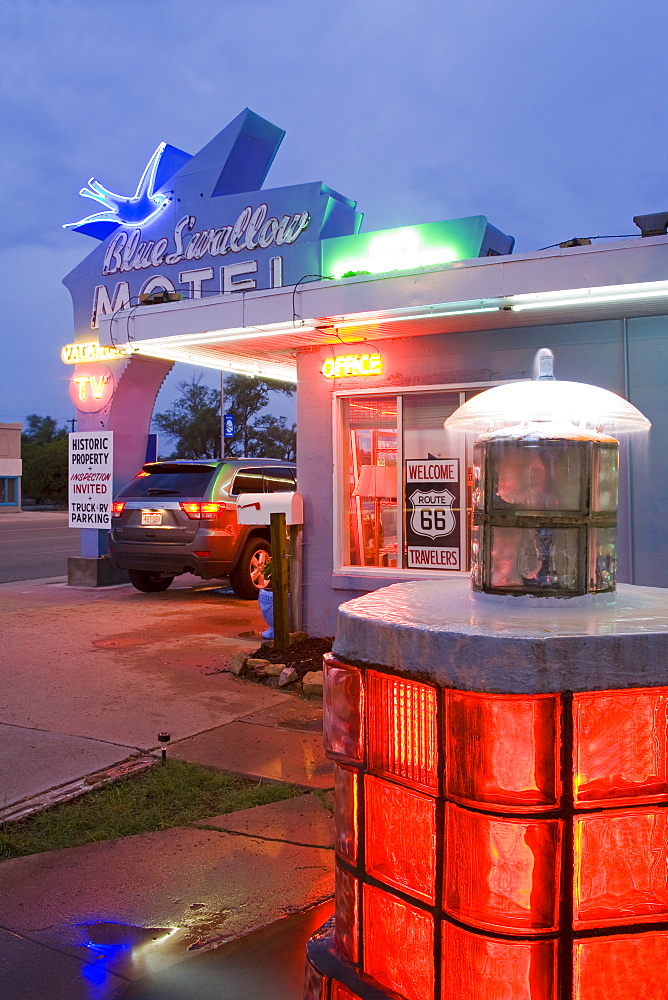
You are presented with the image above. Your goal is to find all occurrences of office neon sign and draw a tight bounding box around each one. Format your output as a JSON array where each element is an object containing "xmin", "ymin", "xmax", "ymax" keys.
[{"xmin": 321, "ymin": 354, "xmax": 383, "ymax": 378}]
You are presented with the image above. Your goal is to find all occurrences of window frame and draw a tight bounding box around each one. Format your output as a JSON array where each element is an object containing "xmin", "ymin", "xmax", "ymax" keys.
[
  {"xmin": 0, "ymin": 477, "xmax": 19, "ymax": 506},
  {"xmin": 332, "ymin": 380, "xmax": 508, "ymax": 579}
]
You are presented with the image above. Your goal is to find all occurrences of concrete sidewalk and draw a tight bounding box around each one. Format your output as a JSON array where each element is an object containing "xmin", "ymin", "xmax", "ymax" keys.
[{"xmin": 0, "ymin": 575, "xmax": 334, "ymax": 999}]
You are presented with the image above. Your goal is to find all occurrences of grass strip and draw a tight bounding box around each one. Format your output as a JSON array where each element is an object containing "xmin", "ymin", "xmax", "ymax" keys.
[{"xmin": 0, "ymin": 760, "xmax": 298, "ymax": 861}]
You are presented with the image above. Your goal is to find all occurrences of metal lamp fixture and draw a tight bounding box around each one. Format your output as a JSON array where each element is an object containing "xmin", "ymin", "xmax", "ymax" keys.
[{"xmin": 445, "ymin": 349, "xmax": 651, "ymax": 598}]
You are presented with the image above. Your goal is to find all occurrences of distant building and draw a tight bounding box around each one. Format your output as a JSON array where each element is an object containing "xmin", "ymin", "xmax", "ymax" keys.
[{"xmin": 0, "ymin": 423, "xmax": 22, "ymax": 512}]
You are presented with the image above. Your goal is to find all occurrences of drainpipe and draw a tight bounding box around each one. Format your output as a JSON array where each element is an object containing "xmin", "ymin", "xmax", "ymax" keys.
[{"xmin": 622, "ymin": 317, "xmax": 636, "ymax": 583}]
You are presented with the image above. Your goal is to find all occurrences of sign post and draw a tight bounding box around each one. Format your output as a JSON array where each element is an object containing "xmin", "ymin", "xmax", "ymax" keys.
[
  {"xmin": 68, "ymin": 432, "xmax": 113, "ymax": 528},
  {"xmin": 236, "ymin": 492, "xmax": 304, "ymax": 647},
  {"xmin": 220, "ymin": 374, "xmax": 225, "ymax": 460},
  {"xmin": 270, "ymin": 511, "xmax": 290, "ymax": 650}
]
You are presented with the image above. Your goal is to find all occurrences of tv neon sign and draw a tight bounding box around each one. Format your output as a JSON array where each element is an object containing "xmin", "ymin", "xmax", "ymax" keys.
[
  {"xmin": 69, "ymin": 367, "xmax": 115, "ymax": 412},
  {"xmin": 321, "ymin": 354, "xmax": 383, "ymax": 378}
]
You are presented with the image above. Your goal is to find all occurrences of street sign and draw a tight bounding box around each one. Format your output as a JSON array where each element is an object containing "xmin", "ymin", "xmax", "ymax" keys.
[
  {"xmin": 223, "ymin": 414, "xmax": 235, "ymax": 438},
  {"xmin": 68, "ymin": 432, "xmax": 113, "ymax": 528}
]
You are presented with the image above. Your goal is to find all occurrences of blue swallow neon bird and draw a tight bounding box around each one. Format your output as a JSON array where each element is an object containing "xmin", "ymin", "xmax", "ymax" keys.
[{"xmin": 64, "ymin": 143, "xmax": 170, "ymax": 231}]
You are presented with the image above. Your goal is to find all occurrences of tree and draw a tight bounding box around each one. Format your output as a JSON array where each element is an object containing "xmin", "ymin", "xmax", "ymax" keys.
[
  {"xmin": 246, "ymin": 414, "xmax": 296, "ymax": 461},
  {"xmin": 22, "ymin": 414, "xmax": 67, "ymax": 446},
  {"xmin": 223, "ymin": 373, "xmax": 295, "ymax": 458},
  {"xmin": 153, "ymin": 377, "xmax": 221, "ymax": 458},
  {"xmin": 153, "ymin": 374, "xmax": 296, "ymax": 459},
  {"xmin": 21, "ymin": 415, "xmax": 68, "ymax": 504}
]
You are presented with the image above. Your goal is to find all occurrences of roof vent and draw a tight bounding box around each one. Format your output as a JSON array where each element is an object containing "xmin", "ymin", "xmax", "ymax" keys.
[{"xmin": 633, "ymin": 212, "xmax": 668, "ymax": 237}]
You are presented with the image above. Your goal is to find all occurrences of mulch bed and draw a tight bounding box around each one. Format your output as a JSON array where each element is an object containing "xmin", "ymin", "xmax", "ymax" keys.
[{"xmin": 248, "ymin": 636, "xmax": 334, "ymax": 680}]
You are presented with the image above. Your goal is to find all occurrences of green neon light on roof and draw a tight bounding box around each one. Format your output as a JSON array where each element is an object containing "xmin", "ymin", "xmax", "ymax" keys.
[{"xmin": 321, "ymin": 216, "xmax": 491, "ymax": 280}]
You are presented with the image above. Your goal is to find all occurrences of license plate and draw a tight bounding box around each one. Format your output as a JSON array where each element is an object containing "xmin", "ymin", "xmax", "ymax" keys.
[{"xmin": 141, "ymin": 512, "xmax": 162, "ymax": 526}]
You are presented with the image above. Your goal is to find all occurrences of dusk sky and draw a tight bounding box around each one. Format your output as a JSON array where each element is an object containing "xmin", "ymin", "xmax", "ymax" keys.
[{"xmin": 1, "ymin": 0, "xmax": 666, "ymax": 431}]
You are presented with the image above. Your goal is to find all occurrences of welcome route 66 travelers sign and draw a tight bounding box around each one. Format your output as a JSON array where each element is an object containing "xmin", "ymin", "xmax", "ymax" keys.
[{"xmin": 404, "ymin": 458, "xmax": 461, "ymax": 569}]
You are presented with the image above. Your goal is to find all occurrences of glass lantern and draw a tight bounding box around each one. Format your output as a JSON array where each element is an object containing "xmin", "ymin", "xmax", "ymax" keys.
[{"xmin": 471, "ymin": 423, "xmax": 619, "ymax": 597}]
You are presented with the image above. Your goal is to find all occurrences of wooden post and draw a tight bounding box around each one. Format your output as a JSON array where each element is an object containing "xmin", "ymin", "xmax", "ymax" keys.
[
  {"xmin": 289, "ymin": 524, "xmax": 302, "ymax": 633},
  {"xmin": 270, "ymin": 511, "xmax": 289, "ymax": 649}
]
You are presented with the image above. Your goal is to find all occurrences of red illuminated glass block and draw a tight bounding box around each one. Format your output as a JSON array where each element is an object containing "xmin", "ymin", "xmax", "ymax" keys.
[
  {"xmin": 323, "ymin": 655, "xmax": 364, "ymax": 764},
  {"xmin": 442, "ymin": 921, "xmax": 558, "ymax": 1000},
  {"xmin": 334, "ymin": 765, "xmax": 358, "ymax": 865},
  {"xmin": 334, "ymin": 864, "xmax": 359, "ymax": 963},
  {"xmin": 446, "ymin": 690, "xmax": 560, "ymax": 811},
  {"xmin": 363, "ymin": 884, "xmax": 434, "ymax": 1000},
  {"xmin": 573, "ymin": 687, "xmax": 668, "ymax": 807},
  {"xmin": 574, "ymin": 808, "xmax": 668, "ymax": 928},
  {"xmin": 303, "ymin": 959, "xmax": 326, "ymax": 1000},
  {"xmin": 365, "ymin": 774, "xmax": 436, "ymax": 904},
  {"xmin": 330, "ymin": 985, "xmax": 362, "ymax": 1000},
  {"xmin": 574, "ymin": 930, "xmax": 668, "ymax": 999},
  {"xmin": 366, "ymin": 670, "xmax": 438, "ymax": 792},
  {"xmin": 444, "ymin": 802, "xmax": 561, "ymax": 934}
]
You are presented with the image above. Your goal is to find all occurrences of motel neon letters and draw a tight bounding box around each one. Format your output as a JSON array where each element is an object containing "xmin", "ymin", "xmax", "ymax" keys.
[{"xmin": 101, "ymin": 208, "xmax": 311, "ymax": 276}]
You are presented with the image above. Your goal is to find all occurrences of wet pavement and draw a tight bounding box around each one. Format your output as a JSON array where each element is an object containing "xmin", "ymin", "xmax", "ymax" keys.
[
  {"xmin": 171, "ymin": 718, "xmax": 333, "ymax": 789},
  {"xmin": 119, "ymin": 900, "xmax": 334, "ymax": 1000},
  {"xmin": 0, "ymin": 724, "xmax": 139, "ymax": 809},
  {"xmin": 0, "ymin": 573, "xmax": 334, "ymax": 999},
  {"xmin": 0, "ymin": 900, "xmax": 335, "ymax": 1000}
]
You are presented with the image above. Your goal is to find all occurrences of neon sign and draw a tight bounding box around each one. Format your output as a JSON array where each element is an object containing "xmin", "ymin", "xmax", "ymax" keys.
[
  {"xmin": 61, "ymin": 342, "xmax": 125, "ymax": 364},
  {"xmin": 64, "ymin": 143, "xmax": 170, "ymax": 232},
  {"xmin": 321, "ymin": 354, "xmax": 383, "ymax": 378},
  {"xmin": 330, "ymin": 229, "xmax": 457, "ymax": 279},
  {"xmin": 321, "ymin": 216, "xmax": 513, "ymax": 281},
  {"xmin": 69, "ymin": 366, "xmax": 115, "ymax": 412}
]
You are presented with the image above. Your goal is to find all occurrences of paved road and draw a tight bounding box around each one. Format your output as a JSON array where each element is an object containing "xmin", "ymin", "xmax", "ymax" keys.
[{"xmin": 0, "ymin": 511, "xmax": 80, "ymax": 583}]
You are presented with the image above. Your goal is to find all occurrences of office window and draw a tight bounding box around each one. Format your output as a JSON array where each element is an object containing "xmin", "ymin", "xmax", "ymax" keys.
[{"xmin": 339, "ymin": 390, "xmax": 483, "ymax": 572}]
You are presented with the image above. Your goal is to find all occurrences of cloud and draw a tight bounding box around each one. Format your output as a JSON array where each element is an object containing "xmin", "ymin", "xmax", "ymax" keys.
[{"xmin": 2, "ymin": 0, "xmax": 668, "ymax": 422}]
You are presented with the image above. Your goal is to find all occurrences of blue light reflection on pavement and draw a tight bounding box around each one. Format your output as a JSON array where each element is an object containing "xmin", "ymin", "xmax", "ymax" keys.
[
  {"xmin": 81, "ymin": 928, "xmax": 132, "ymax": 996},
  {"xmin": 78, "ymin": 921, "xmax": 177, "ymax": 998}
]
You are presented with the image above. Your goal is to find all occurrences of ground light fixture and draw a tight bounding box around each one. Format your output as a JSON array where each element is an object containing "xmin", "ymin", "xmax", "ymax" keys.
[{"xmin": 157, "ymin": 732, "xmax": 170, "ymax": 766}]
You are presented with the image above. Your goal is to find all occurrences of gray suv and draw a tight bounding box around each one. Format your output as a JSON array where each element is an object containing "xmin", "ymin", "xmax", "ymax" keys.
[{"xmin": 108, "ymin": 458, "xmax": 297, "ymax": 598}]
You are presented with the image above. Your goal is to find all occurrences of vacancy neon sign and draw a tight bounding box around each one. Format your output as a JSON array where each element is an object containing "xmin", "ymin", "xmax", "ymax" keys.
[{"xmin": 321, "ymin": 354, "xmax": 383, "ymax": 378}]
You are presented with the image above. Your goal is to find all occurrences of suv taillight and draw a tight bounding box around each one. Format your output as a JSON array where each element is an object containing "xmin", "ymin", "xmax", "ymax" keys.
[
  {"xmin": 179, "ymin": 502, "xmax": 227, "ymax": 520},
  {"xmin": 111, "ymin": 502, "xmax": 126, "ymax": 518}
]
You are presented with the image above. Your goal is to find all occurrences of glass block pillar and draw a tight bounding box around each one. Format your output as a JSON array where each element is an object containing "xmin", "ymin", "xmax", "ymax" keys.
[{"xmin": 305, "ymin": 643, "xmax": 668, "ymax": 1000}]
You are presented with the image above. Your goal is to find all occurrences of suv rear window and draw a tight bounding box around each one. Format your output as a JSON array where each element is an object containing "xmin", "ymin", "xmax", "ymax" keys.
[
  {"xmin": 117, "ymin": 464, "xmax": 218, "ymax": 499},
  {"xmin": 229, "ymin": 469, "xmax": 264, "ymax": 496},
  {"xmin": 263, "ymin": 467, "xmax": 296, "ymax": 492}
]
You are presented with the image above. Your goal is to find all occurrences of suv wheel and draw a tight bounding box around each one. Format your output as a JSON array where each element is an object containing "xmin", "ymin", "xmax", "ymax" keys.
[
  {"xmin": 229, "ymin": 539, "xmax": 271, "ymax": 599},
  {"xmin": 128, "ymin": 569, "xmax": 175, "ymax": 593}
]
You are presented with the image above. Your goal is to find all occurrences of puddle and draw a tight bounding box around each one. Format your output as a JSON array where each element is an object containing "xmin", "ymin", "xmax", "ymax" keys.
[
  {"xmin": 84, "ymin": 921, "xmax": 172, "ymax": 948},
  {"xmin": 80, "ymin": 921, "xmax": 187, "ymax": 988}
]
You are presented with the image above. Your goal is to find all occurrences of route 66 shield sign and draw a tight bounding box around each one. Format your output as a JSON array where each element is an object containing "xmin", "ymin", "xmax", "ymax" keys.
[{"xmin": 408, "ymin": 488, "xmax": 456, "ymax": 540}]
